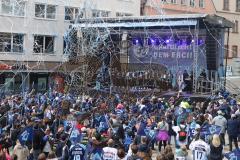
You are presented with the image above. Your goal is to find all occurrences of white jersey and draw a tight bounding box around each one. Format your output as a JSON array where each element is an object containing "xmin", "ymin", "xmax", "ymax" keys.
[
  {"xmin": 103, "ymin": 147, "xmax": 118, "ymax": 160},
  {"xmin": 189, "ymin": 139, "xmax": 210, "ymax": 160}
]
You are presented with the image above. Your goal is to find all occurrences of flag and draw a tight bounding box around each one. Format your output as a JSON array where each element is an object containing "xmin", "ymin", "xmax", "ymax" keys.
[
  {"xmin": 97, "ymin": 115, "xmax": 109, "ymax": 133},
  {"xmin": 63, "ymin": 120, "xmax": 76, "ymax": 130},
  {"xmin": 200, "ymin": 124, "xmax": 221, "ymax": 142},
  {"xmin": 225, "ymin": 149, "xmax": 240, "ymax": 160},
  {"xmin": 18, "ymin": 127, "xmax": 33, "ymax": 145},
  {"xmin": 128, "ymin": 119, "xmax": 137, "ymax": 128},
  {"xmin": 115, "ymin": 109, "xmax": 124, "ymax": 117},
  {"xmin": 174, "ymin": 107, "xmax": 187, "ymax": 116},
  {"xmin": 144, "ymin": 128, "xmax": 156, "ymax": 140},
  {"xmin": 201, "ymin": 124, "xmax": 221, "ymax": 135},
  {"xmin": 69, "ymin": 127, "xmax": 82, "ymax": 144},
  {"xmin": 124, "ymin": 134, "xmax": 132, "ymax": 146},
  {"xmin": 137, "ymin": 121, "xmax": 147, "ymax": 136}
]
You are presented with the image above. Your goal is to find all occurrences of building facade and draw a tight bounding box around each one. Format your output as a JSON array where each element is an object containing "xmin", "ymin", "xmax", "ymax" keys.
[
  {"xmin": 0, "ymin": 0, "xmax": 140, "ymax": 93},
  {"xmin": 142, "ymin": 0, "xmax": 216, "ymax": 15},
  {"xmin": 212, "ymin": 0, "xmax": 240, "ymax": 77}
]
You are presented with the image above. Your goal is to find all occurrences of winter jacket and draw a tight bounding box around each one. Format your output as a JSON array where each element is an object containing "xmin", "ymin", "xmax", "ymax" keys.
[
  {"xmin": 227, "ymin": 118, "xmax": 240, "ymax": 137},
  {"xmin": 13, "ymin": 143, "xmax": 30, "ymax": 160},
  {"xmin": 209, "ymin": 143, "xmax": 223, "ymax": 160},
  {"xmin": 32, "ymin": 128, "xmax": 45, "ymax": 150},
  {"xmin": 212, "ymin": 115, "xmax": 227, "ymax": 134}
]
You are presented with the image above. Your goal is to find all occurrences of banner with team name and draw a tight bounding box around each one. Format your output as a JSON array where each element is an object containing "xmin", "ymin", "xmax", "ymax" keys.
[{"xmin": 129, "ymin": 43, "xmax": 206, "ymax": 71}]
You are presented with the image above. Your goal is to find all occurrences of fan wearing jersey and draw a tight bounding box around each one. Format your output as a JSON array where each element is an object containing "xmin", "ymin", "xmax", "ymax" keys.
[
  {"xmin": 189, "ymin": 134, "xmax": 210, "ymax": 160},
  {"xmin": 103, "ymin": 139, "xmax": 118, "ymax": 160},
  {"xmin": 68, "ymin": 143, "xmax": 87, "ymax": 160}
]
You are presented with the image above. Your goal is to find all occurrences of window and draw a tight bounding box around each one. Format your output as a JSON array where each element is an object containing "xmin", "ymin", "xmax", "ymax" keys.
[
  {"xmin": 232, "ymin": 20, "xmax": 238, "ymax": 33},
  {"xmin": 161, "ymin": 0, "xmax": 167, "ymax": 3},
  {"xmin": 232, "ymin": 45, "xmax": 238, "ymax": 58},
  {"xmin": 0, "ymin": 33, "xmax": 24, "ymax": 53},
  {"xmin": 181, "ymin": 0, "xmax": 187, "ymax": 5},
  {"xmin": 92, "ymin": 10, "xmax": 110, "ymax": 17},
  {"xmin": 190, "ymin": 0, "xmax": 195, "ymax": 7},
  {"xmin": 199, "ymin": 0, "xmax": 205, "ymax": 8},
  {"xmin": 65, "ymin": 7, "xmax": 83, "ymax": 21},
  {"xmin": 35, "ymin": 4, "xmax": 56, "ymax": 19},
  {"xmin": 46, "ymin": 5, "xmax": 56, "ymax": 19},
  {"xmin": 33, "ymin": 35, "xmax": 54, "ymax": 53},
  {"xmin": 171, "ymin": 0, "xmax": 177, "ymax": 4},
  {"xmin": 237, "ymin": 0, "xmax": 240, "ymax": 12},
  {"xmin": 223, "ymin": 0, "xmax": 229, "ymax": 10},
  {"xmin": 1, "ymin": 0, "xmax": 25, "ymax": 16},
  {"xmin": 116, "ymin": 12, "xmax": 133, "ymax": 17}
]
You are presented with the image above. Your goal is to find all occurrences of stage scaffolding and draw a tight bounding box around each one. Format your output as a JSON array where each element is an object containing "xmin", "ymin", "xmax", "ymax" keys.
[{"xmin": 65, "ymin": 14, "xmax": 233, "ymax": 95}]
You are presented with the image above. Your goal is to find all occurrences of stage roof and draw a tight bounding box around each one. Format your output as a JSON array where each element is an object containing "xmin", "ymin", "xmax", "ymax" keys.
[{"xmin": 72, "ymin": 14, "xmax": 233, "ymax": 29}]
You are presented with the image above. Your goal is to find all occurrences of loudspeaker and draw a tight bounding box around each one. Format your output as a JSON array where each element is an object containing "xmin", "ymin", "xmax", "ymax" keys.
[{"xmin": 205, "ymin": 30, "xmax": 219, "ymax": 70}]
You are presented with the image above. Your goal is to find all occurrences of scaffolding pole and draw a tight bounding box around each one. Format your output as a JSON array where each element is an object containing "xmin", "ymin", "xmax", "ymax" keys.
[{"xmin": 193, "ymin": 21, "xmax": 199, "ymax": 93}]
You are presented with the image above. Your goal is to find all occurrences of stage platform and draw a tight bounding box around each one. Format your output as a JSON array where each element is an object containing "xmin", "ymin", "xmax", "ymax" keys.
[{"xmin": 160, "ymin": 90, "xmax": 212, "ymax": 102}]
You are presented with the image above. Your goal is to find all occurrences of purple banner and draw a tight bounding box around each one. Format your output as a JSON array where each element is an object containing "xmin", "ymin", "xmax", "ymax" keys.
[{"xmin": 129, "ymin": 44, "xmax": 206, "ymax": 71}]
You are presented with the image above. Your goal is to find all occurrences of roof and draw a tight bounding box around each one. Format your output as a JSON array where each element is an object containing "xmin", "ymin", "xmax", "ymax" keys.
[
  {"xmin": 76, "ymin": 14, "xmax": 208, "ymax": 22},
  {"xmin": 72, "ymin": 14, "xmax": 233, "ymax": 29}
]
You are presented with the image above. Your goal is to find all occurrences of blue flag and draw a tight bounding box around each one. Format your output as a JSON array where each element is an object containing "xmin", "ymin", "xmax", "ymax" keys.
[
  {"xmin": 200, "ymin": 124, "xmax": 221, "ymax": 142},
  {"xmin": 18, "ymin": 127, "xmax": 33, "ymax": 145},
  {"xmin": 144, "ymin": 128, "xmax": 156, "ymax": 140},
  {"xmin": 174, "ymin": 107, "xmax": 187, "ymax": 116},
  {"xmin": 137, "ymin": 121, "xmax": 147, "ymax": 136},
  {"xmin": 124, "ymin": 134, "xmax": 132, "ymax": 146},
  {"xmin": 97, "ymin": 115, "xmax": 109, "ymax": 133},
  {"xmin": 63, "ymin": 120, "xmax": 76, "ymax": 130},
  {"xmin": 225, "ymin": 149, "xmax": 240, "ymax": 160},
  {"xmin": 201, "ymin": 124, "xmax": 221, "ymax": 135},
  {"xmin": 70, "ymin": 127, "xmax": 82, "ymax": 144}
]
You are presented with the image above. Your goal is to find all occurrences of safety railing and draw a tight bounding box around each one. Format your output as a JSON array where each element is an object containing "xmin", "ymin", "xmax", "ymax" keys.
[
  {"xmin": 196, "ymin": 79, "xmax": 223, "ymax": 95},
  {"xmin": 196, "ymin": 77, "xmax": 240, "ymax": 96}
]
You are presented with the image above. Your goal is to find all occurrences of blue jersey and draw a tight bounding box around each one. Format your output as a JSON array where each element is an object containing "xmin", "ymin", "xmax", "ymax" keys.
[{"xmin": 69, "ymin": 143, "xmax": 86, "ymax": 160}]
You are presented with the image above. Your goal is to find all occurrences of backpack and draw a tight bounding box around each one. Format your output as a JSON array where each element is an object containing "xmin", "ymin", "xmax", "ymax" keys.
[{"xmin": 178, "ymin": 126, "xmax": 187, "ymax": 142}]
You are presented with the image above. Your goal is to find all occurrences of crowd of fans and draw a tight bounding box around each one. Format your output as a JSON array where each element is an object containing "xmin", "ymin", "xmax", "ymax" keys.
[{"xmin": 0, "ymin": 89, "xmax": 239, "ymax": 160}]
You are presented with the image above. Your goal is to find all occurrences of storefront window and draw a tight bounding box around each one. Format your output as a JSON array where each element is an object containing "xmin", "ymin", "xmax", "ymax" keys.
[{"xmin": 5, "ymin": 78, "xmax": 14, "ymax": 92}]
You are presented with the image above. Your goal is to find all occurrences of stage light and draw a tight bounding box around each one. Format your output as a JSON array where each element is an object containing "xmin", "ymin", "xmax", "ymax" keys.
[
  {"xmin": 148, "ymin": 37, "xmax": 160, "ymax": 45},
  {"xmin": 147, "ymin": 38, "xmax": 154, "ymax": 45},
  {"xmin": 198, "ymin": 38, "xmax": 204, "ymax": 45},
  {"xmin": 192, "ymin": 39, "xmax": 195, "ymax": 43},
  {"xmin": 162, "ymin": 36, "xmax": 171, "ymax": 46},
  {"xmin": 132, "ymin": 38, "xmax": 143, "ymax": 45}
]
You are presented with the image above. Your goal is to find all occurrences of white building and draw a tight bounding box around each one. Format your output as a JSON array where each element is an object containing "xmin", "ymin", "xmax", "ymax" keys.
[{"xmin": 0, "ymin": 0, "xmax": 140, "ymax": 93}]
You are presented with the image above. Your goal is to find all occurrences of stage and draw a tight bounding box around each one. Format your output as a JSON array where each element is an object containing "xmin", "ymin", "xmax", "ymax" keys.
[{"xmin": 64, "ymin": 14, "xmax": 233, "ymax": 95}]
